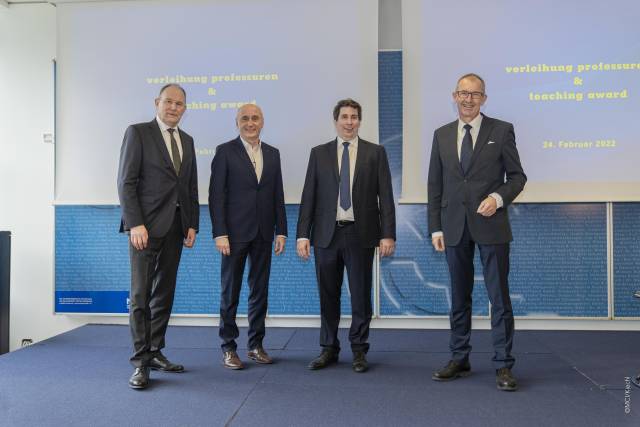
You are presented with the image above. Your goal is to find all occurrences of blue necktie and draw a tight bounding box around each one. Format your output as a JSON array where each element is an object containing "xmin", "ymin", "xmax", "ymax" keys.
[
  {"xmin": 339, "ymin": 141, "xmax": 351, "ymax": 210},
  {"xmin": 460, "ymin": 124, "xmax": 473, "ymax": 175}
]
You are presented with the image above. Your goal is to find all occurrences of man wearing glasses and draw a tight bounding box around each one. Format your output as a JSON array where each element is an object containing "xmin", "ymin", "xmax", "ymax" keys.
[
  {"xmin": 427, "ymin": 74, "xmax": 526, "ymax": 391},
  {"xmin": 209, "ymin": 103, "xmax": 287, "ymax": 370}
]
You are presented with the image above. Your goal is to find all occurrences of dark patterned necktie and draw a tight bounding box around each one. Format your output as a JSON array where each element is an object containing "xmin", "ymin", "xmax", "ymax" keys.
[
  {"xmin": 167, "ymin": 128, "xmax": 181, "ymax": 175},
  {"xmin": 460, "ymin": 124, "xmax": 473, "ymax": 174}
]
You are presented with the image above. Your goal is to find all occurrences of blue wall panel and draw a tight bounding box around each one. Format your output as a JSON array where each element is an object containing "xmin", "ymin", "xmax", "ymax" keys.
[
  {"xmin": 509, "ymin": 203, "xmax": 607, "ymax": 317},
  {"xmin": 613, "ymin": 203, "xmax": 640, "ymax": 318},
  {"xmin": 379, "ymin": 204, "xmax": 608, "ymax": 317},
  {"xmin": 55, "ymin": 205, "xmax": 350, "ymax": 315},
  {"xmin": 380, "ymin": 204, "xmax": 489, "ymax": 316}
]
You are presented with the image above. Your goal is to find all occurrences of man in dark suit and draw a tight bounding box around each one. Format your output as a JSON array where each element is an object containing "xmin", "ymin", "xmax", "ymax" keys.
[
  {"xmin": 117, "ymin": 84, "xmax": 199, "ymax": 389},
  {"xmin": 297, "ymin": 98, "xmax": 396, "ymax": 373},
  {"xmin": 428, "ymin": 74, "xmax": 526, "ymax": 391},
  {"xmin": 209, "ymin": 103, "xmax": 287, "ymax": 369}
]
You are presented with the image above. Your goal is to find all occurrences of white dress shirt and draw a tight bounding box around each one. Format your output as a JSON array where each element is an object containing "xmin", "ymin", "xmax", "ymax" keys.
[
  {"xmin": 240, "ymin": 137, "xmax": 263, "ymax": 183},
  {"xmin": 456, "ymin": 114, "xmax": 483, "ymax": 160},
  {"xmin": 156, "ymin": 116, "xmax": 183, "ymax": 163}
]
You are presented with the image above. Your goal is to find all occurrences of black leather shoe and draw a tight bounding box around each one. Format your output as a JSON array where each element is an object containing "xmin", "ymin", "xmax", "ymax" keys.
[
  {"xmin": 432, "ymin": 360, "xmax": 471, "ymax": 381},
  {"xmin": 128, "ymin": 367, "xmax": 150, "ymax": 389},
  {"xmin": 352, "ymin": 351, "xmax": 368, "ymax": 373},
  {"xmin": 307, "ymin": 350, "xmax": 339, "ymax": 370},
  {"xmin": 149, "ymin": 353, "xmax": 184, "ymax": 372},
  {"xmin": 496, "ymin": 367, "xmax": 518, "ymax": 391}
]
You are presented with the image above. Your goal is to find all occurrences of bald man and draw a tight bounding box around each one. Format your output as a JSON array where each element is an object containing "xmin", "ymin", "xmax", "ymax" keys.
[{"xmin": 208, "ymin": 104, "xmax": 287, "ymax": 369}]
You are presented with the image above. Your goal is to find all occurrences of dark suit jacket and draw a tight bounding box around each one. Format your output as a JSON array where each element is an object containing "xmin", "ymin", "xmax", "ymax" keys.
[
  {"xmin": 427, "ymin": 114, "xmax": 526, "ymax": 246},
  {"xmin": 296, "ymin": 138, "xmax": 396, "ymax": 248},
  {"xmin": 117, "ymin": 119, "xmax": 199, "ymax": 238},
  {"xmin": 208, "ymin": 137, "xmax": 287, "ymax": 242}
]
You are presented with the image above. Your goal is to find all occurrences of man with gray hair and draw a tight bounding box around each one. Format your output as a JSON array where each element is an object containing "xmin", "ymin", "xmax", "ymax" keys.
[
  {"xmin": 209, "ymin": 103, "xmax": 287, "ymax": 370},
  {"xmin": 428, "ymin": 74, "xmax": 526, "ymax": 391},
  {"xmin": 118, "ymin": 84, "xmax": 199, "ymax": 389}
]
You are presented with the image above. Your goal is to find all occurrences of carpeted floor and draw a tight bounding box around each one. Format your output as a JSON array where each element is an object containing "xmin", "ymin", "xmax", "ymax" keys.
[{"xmin": 0, "ymin": 325, "xmax": 637, "ymax": 426}]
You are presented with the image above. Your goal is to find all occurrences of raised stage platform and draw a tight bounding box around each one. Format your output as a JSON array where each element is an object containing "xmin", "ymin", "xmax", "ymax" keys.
[{"xmin": 0, "ymin": 325, "xmax": 637, "ymax": 426}]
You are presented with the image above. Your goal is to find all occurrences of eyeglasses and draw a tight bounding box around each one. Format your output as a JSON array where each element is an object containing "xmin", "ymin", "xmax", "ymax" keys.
[
  {"xmin": 161, "ymin": 98, "xmax": 185, "ymax": 108},
  {"xmin": 455, "ymin": 91, "xmax": 485, "ymax": 100}
]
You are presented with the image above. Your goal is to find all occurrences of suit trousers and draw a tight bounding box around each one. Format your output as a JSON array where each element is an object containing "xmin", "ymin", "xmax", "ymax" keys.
[
  {"xmin": 314, "ymin": 223, "xmax": 375, "ymax": 353},
  {"xmin": 445, "ymin": 221, "xmax": 515, "ymax": 369},
  {"xmin": 129, "ymin": 208, "xmax": 183, "ymax": 368},
  {"xmin": 219, "ymin": 238, "xmax": 272, "ymax": 352}
]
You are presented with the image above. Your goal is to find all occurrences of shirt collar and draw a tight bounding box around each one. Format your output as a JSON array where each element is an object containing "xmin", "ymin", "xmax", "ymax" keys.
[
  {"xmin": 337, "ymin": 135, "xmax": 358, "ymax": 148},
  {"xmin": 458, "ymin": 113, "xmax": 483, "ymax": 133},
  {"xmin": 156, "ymin": 116, "xmax": 179, "ymax": 133},
  {"xmin": 240, "ymin": 136, "xmax": 261, "ymax": 151}
]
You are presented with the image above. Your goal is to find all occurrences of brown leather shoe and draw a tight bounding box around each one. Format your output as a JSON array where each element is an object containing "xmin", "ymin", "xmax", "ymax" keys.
[
  {"xmin": 223, "ymin": 351, "xmax": 244, "ymax": 370},
  {"xmin": 247, "ymin": 347, "xmax": 273, "ymax": 364}
]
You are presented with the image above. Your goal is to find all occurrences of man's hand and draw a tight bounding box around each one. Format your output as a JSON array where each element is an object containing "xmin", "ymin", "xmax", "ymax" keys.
[
  {"xmin": 184, "ymin": 228, "xmax": 196, "ymax": 248},
  {"xmin": 432, "ymin": 235, "xmax": 445, "ymax": 252},
  {"xmin": 297, "ymin": 239, "xmax": 311, "ymax": 260},
  {"xmin": 477, "ymin": 196, "xmax": 497, "ymax": 217},
  {"xmin": 215, "ymin": 236, "xmax": 231, "ymax": 256},
  {"xmin": 274, "ymin": 236, "xmax": 286, "ymax": 255},
  {"xmin": 379, "ymin": 238, "xmax": 396, "ymax": 257},
  {"xmin": 130, "ymin": 225, "xmax": 149, "ymax": 251}
]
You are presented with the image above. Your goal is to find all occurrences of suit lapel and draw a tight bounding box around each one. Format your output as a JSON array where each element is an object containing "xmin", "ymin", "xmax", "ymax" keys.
[
  {"xmin": 443, "ymin": 121, "xmax": 463, "ymax": 176},
  {"xmin": 468, "ymin": 115, "xmax": 493, "ymax": 171},
  {"xmin": 150, "ymin": 119, "xmax": 176, "ymax": 175},
  {"xmin": 177, "ymin": 129, "xmax": 192, "ymax": 178},
  {"xmin": 352, "ymin": 138, "xmax": 365, "ymax": 188},
  {"xmin": 231, "ymin": 137, "xmax": 259, "ymax": 185},
  {"xmin": 328, "ymin": 139, "xmax": 339, "ymax": 184},
  {"xmin": 260, "ymin": 143, "xmax": 273, "ymax": 186}
]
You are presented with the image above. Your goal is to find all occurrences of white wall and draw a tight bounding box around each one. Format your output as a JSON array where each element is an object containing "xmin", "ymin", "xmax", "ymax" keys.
[{"xmin": 0, "ymin": 3, "xmax": 125, "ymax": 352}]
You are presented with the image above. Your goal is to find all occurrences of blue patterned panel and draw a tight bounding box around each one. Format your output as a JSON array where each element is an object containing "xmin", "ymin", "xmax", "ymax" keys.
[
  {"xmin": 379, "ymin": 50, "xmax": 403, "ymax": 196},
  {"xmin": 509, "ymin": 203, "xmax": 607, "ymax": 317},
  {"xmin": 55, "ymin": 205, "xmax": 347, "ymax": 315},
  {"xmin": 380, "ymin": 204, "xmax": 608, "ymax": 317},
  {"xmin": 267, "ymin": 205, "xmax": 353, "ymax": 316},
  {"xmin": 613, "ymin": 203, "xmax": 640, "ymax": 318},
  {"xmin": 380, "ymin": 204, "xmax": 490, "ymax": 316}
]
